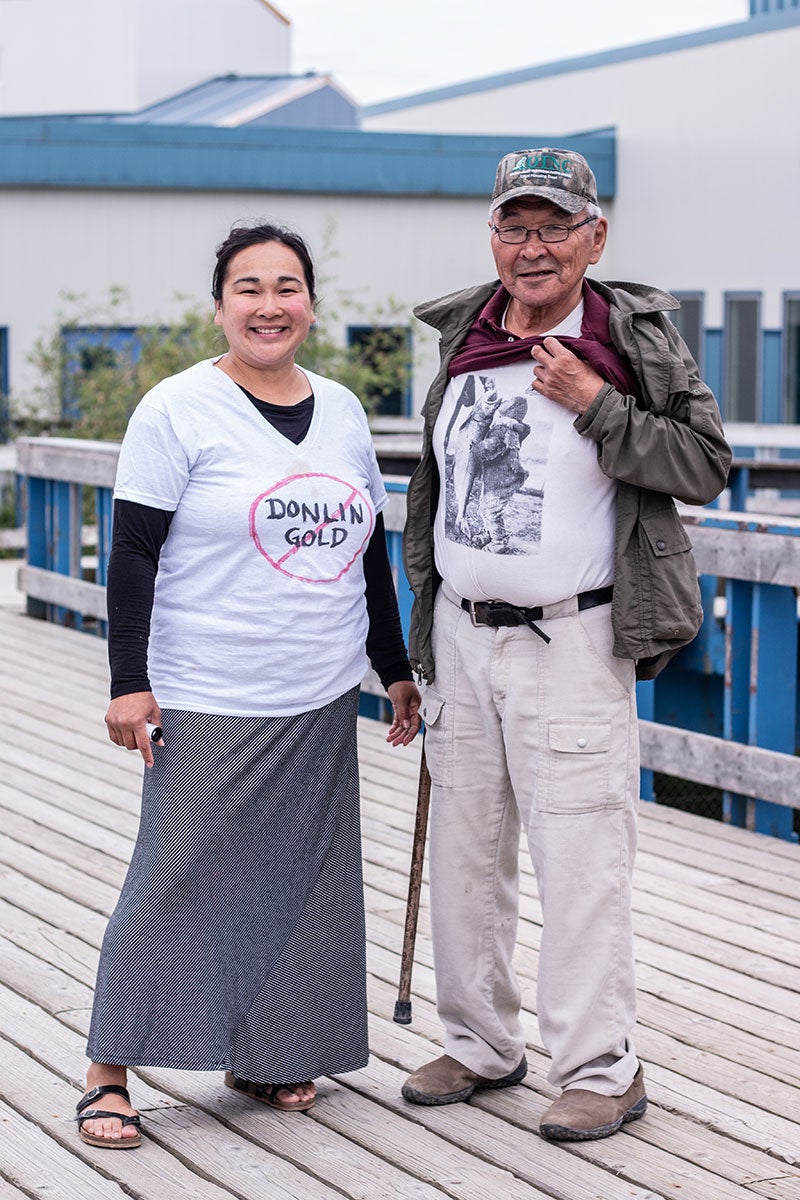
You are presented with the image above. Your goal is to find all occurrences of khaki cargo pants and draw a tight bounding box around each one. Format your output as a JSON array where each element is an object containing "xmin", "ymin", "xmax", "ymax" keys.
[{"xmin": 421, "ymin": 583, "xmax": 640, "ymax": 1095}]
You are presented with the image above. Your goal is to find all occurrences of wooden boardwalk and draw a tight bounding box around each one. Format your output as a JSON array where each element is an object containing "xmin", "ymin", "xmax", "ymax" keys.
[{"xmin": 1, "ymin": 595, "xmax": 800, "ymax": 1200}]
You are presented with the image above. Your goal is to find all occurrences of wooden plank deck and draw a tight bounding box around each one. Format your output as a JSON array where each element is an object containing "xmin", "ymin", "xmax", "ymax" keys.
[{"xmin": 1, "ymin": 592, "xmax": 800, "ymax": 1199}]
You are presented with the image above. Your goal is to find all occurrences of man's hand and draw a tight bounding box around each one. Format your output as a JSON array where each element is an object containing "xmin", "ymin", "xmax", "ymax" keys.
[
  {"xmin": 531, "ymin": 337, "xmax": 604, "ymax": 415},
  {"xmin": 385, "ymin": 680, "xmax": 422, "ymax": 747},
  {"xmin": 105, "ymin": 691, "xmax": 163, "ymax": 768}
]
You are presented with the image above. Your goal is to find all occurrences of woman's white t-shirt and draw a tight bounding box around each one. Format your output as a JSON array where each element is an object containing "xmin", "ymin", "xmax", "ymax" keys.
[{"xmin": 113, "ymin": 359, "xmax": 386, "ymax": 716}]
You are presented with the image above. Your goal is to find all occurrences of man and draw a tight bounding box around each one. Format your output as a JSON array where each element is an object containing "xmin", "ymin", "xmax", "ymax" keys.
[{"xmin": 401, "ymin": 147, "xmax": 730, "ymax": 1141}]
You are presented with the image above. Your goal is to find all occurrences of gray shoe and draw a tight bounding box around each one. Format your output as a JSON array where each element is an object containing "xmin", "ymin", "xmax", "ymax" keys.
[
  {"xmin": 539, "ymin": 1064, "xmax": 647, "ymax": 1142},
  {"xmin": 402, "ymin": 1053, "xmax": 528, "ymax": 1106}
]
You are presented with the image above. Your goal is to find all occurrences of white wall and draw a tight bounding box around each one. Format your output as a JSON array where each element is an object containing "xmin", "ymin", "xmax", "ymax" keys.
[
  {"xmin": 134, "ymin": 0, "xmax": 291, "ymax": 110},
  {"xmin": 0, "ymin": 0, "xmax": 291, "ymax": 115},
  {"xmin": 364, "ymin": 24, "xmax": 800, "ymax": 327},
  {"xmin": 0, "ymin": 0, "xmax": 137, "ymax": 114},
  {"xmin": 0, "ymin": 187, "xmax": 501, "ymax": 409}
]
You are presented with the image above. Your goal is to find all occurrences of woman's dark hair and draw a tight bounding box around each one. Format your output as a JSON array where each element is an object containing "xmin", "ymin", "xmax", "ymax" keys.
[{"xmin": 212, "ymin": 222, "xmax": 316, "ymax": 303}]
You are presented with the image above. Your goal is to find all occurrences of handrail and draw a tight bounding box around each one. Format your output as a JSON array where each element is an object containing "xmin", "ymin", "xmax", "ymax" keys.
[
  {"xmin": 723, "ymin": 423, "xmax": 800, "ymax": 449},
  {"xmin": 13, "ymin": 435, "xmax": 800, "ymax": 841}
]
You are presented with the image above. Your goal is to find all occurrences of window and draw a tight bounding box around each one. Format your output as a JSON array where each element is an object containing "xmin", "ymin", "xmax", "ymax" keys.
[
  {"xmin": 750, "ymin": 0, "xmax": 800, "ymax": 13},
  {"xmin": 347, "ymin": 325, "xmax": 411, "ymax": 417},
  {"xmin": 0, "ymin": 328, "xmax": 8, "ymax": 443},
  {"xmin": 783, "ymin": 293, "xmax": 800, "ymax": 424},
  {"xmin": 724, "ymin": 294, "xmax": 761, "ymax": 422},
  {"xmin": 668, "ymin": 292, "xmax": 704, "ymax": 370},
  {"xmin": 61, "ymin": 326, "xmax": 142, "ymax": 419}
]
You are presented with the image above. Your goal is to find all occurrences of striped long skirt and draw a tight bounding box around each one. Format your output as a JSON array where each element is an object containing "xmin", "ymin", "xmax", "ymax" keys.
[{"xmin": 86, "ymin": 687, "xmax": 368, "ymax": 1083}]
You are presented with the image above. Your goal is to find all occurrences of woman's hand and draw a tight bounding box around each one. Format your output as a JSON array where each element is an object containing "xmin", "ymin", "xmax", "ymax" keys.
[
  {"xmin": 105, "ymin": 691, "xmax": 163, "ymax": 768},
  {"xmin": 385, "ymin": 680, "xmax": 422, "ymax": 747}
]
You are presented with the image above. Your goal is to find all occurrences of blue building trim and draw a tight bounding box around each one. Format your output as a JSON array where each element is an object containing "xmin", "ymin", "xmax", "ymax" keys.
[
  {"xmin": 704, "ymin": 328, "xmax": 724, "ymax": 416},
  {"xmin": 701, "ymin": 324, "xmax": 792, "ymax": 428},
  {"xmin": 0, "ymin": 327, "xmax": 7, "ymax": 396},
  {"xmin": 363, "ymin": 10, "xmax": 800, "ymax": 116},
  {"xmin": 0, "ymin": 117, "xmax": 615, "ymax": 198},
  {"xmin": 0, "ymin": 327, "xmax": 8, "ymax": 443},
  {"xmin": 762, "ymin": 330, "xmax": 782, "ymax": 424}
]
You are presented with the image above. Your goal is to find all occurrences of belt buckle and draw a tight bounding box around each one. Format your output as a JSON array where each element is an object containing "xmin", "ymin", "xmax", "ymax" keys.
[{"xmin": 467, "ymin": 600, "xmax": 489, "ymax": 628}]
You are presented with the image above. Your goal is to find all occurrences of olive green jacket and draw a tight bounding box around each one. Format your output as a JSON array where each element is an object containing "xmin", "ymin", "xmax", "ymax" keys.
[{"xmin": 402, "ymin": 278, "xmax": 732, "ymax": 682}]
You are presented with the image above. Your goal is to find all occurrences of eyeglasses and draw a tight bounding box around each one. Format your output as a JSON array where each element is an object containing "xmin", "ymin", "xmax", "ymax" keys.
[{"xmin": 491, "ymin": 215, "xmax": 598, "ymax": 244}]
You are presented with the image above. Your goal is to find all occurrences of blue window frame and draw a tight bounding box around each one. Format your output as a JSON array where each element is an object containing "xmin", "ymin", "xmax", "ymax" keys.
[
  {"xmin": 60, "ymin": 325, "xmax": 142, "ymax": 419},
  {"xmin": 751, "ymin": 0, "xmax": 800, "ymax": 14},
  {"xmin": 0, "ymin": 327, "xmax": 8, "ymax": 443}
]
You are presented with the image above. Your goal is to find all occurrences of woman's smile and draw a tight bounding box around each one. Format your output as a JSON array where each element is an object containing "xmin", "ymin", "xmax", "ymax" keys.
[{"xmin": 214, "ymin": 241, "xmax": 316, "ymax": 377}]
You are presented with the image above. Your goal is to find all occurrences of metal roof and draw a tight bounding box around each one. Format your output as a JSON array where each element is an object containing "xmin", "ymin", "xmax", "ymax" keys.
[
  {"xmin": 107, "ymin": 73, "xmax": 358, "ymax": 128},
  {"xmin": 0, "ymin": 117, "xmax": 616, "ymax": 199}
]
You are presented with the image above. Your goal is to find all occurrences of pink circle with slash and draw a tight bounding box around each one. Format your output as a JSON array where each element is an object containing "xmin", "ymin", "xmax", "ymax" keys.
[{"xmin": 250, "ymin": 472, "xmax": 374, "ymax": 583}]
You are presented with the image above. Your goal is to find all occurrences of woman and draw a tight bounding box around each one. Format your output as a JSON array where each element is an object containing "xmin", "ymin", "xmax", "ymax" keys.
[{"xmin": 75, "ymin": 222, "xmax": 421, "ymax": 1149}]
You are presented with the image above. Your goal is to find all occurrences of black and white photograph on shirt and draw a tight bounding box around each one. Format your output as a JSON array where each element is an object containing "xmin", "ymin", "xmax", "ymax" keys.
[{"xmin": 443, "ymin": 372, "xmax": 554, "ymax": 554}]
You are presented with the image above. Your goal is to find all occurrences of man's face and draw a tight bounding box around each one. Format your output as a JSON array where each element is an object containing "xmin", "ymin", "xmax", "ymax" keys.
[{"xmin": 489, "ymin": 199, "xmax": 607, "ymax": 327}]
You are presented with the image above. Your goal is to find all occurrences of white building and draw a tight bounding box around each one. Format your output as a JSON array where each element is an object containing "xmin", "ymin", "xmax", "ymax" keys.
[
  {"xmin": 0, "ymin": 0, "xmax": 291, "ymax": 115},
  {"xmin": 364, "ymin": 0, "xmax": 800, "ymax": 424},
  {"xmin": 0, "ymin": 0, "xmax": 797, "ymax": 427},
  {"xmin": 0, "ymin": 115, "xmax": 611, "ymax": 416}
]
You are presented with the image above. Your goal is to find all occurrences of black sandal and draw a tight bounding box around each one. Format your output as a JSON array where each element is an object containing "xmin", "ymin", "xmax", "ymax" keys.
[
  {"xmin": 224, "ymin": 1071, "xmax": 316, "ymax": 1111},
  {"xmin": 75, "ymin": 1084, "xmax": 142, "ymax": 1149}
]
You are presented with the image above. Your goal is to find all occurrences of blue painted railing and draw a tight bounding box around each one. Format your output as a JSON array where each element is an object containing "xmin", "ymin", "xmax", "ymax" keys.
[{"xmin": 14, "ymin": 436, "xmax": 800, "ymax": 842}]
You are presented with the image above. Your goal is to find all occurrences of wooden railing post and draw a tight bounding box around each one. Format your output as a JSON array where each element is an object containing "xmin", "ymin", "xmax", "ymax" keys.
[
  {"xmin": 25, "ymin": 475, "xmax": 47, "ymax": 621},
  {"xmin": 748, "ymin": 583, "xmax": 798, "ymax": 839},
  {"xmin": 724, "ymin": 578, "xmax": 753, "ymax": 828},
  {"xmin": 636, "ymin": 679, "xmax": 655, "ymax": 802},
  {"xmin": 95, "ymin": 484, "xmax": 114, "ymax": 639},
  {"xmin": 384, "ymin": 478, "xmax": 413, "ymax": 642}
]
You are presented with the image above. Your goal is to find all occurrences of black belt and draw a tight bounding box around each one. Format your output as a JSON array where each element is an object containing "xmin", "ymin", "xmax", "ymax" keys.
[{"xmin": 460, "ymin": 585, "xmax": 613, "ymax": 645}]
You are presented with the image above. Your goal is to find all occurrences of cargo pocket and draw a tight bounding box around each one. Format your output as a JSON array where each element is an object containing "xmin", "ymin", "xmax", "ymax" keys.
[
  {"xmin": 542, "ymin": 719, "xmax": 620, "ymax": 813},
  {"xmin": 420, "ymin": 686, "xmax": 453, "ymax": 787},
  {"xmin": 640, "ymin": 510, "xmax": 702, "ymax": 641}
]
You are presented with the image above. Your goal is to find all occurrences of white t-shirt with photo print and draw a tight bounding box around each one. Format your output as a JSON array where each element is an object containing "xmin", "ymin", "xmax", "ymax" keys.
[{"xmin": 432, "ymin": 300, "xmax": 617, "ymax": 607}]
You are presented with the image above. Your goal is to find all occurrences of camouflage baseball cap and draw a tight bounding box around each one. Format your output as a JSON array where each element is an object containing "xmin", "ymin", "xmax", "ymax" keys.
[{"xmin": 490, "ymin": 147, "xmax": 598, "ymax": 215}]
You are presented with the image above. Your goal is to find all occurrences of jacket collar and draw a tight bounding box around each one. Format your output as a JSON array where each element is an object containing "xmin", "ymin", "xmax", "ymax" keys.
[
  {"xmin": 585, "ymin": 279, "xmax": 680, "ymax": 317},
  {"xmin": 413, "ymin": 281, "xmax": 498, "ymax": 337},
  {"xmin": 413, "ymin": 277, "xmax": 680, "ymax": 334}
]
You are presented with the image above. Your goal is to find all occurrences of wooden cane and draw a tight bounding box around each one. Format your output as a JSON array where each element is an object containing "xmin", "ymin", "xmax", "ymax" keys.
[{"xmin": 394, "ymin": 741, "xmax": 432, "ymax": 1024}]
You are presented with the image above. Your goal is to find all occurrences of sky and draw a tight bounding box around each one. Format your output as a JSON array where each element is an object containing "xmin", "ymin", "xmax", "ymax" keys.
[{"xmin": 278, "ymin": 0, "xmax": 750, "ymax": 105}]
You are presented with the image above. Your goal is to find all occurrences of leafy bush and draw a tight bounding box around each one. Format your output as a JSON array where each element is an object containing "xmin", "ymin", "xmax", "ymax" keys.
[
  {"xmin": 19, "ymin": 280, "xmax": 413, "ymax": 443},
  {"xmin": 20, "ymin": 289, "xmax": 225, "ymax": 442}
]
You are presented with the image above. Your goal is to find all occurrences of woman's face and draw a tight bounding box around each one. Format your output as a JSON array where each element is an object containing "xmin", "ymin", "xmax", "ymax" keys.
[{"xmin": 214, "ymin": 240, "xmax": 315, "ymax": 374}]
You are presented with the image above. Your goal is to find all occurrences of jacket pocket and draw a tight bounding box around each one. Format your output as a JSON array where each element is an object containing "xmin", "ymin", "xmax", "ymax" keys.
[
  {"xmin": 542, "ymin": 719, "xmax": 621, "ymax": 813},
  {"xmin": 639, "ymin": 508, "xmax": 702, "ymax": 642},
  {"xmin": 420, "ymin": 686, "xmax": 453, "ymax": 787}
]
